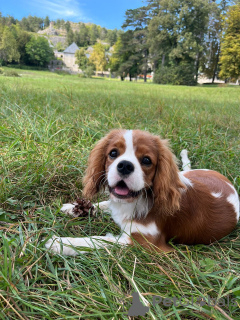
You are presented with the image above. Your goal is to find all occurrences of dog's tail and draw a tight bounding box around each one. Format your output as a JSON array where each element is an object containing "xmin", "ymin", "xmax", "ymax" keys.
[{"xmin": 180, "ymin": 149, "xmax": 191, "ymax": 171}]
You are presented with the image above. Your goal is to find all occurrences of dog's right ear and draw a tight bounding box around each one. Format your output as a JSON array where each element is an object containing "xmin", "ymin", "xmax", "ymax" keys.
[{"xmin": 82, "ymin": 130, "xmax": 119, "ymax": 199}]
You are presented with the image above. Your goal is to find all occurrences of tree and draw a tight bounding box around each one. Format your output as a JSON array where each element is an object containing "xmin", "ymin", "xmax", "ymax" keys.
[
  {"xmin": 78, "ymin": 23, "xmax": 89, "ymax": 46},
  {"xmin": 0, "ymin": 26, "xmax": 20, "ymax": 63},
  {"xmin": 75, "ymin": 48, "xmax": 88, "ymax": 70},
  {"xmin": 110, "ymin": 31, "xmax": 140, "ymax": 81},
  {"xmin": 146, "ymin": 0, "xmax": 211, "ymax": 85},
  {"xmin": 66, "ymin": 28, "xmax": 74, "ymax": 45},
  {"xmin": 20, "ymin": 15, "xmax": 43, "ymax": 32},
  {"xmin": 107, "ymin": 29, "xmax": 118, "ymax": 45},
  {"xmin": 200, "ymin": 0, "xmax": 231, "ymax": 83},
  {"xmin": 25, "ymin": 36, "xmax": 54, "ymax": 66},
  {"xmin": 56, "ymin": 42, "xmax": 65, "ymax": 52},
  {"xmin": 44, "ymin": 16, "xmax": 50, "ymax": 28},
  {"xmin": 12, "ymin": 24, "xmax": 31, "ymax": 64},
  {"xmin": 219, "ymin": 4, "xmax": 240, "ymax": 81},
  {"xmin": 122, "ymin": 7, "xmax": 150, "ymax": 82},
  {"xmin": 89, "ymin": 42, "xmax": 107, "ymax": 71},
  {"xmin": 64, "ymin": 21, "xmax": 71, "ymax": 32},
  {"xmin": 89, "ymin": 24, "xmax": 99, "ymax": 44},
  {"xmin": 109, "ymin": 37, "xmax": 123, "ymax": 72},
  {"xmin": 55, "ymin": 19, "xmax": 65, "ymax": 29}
]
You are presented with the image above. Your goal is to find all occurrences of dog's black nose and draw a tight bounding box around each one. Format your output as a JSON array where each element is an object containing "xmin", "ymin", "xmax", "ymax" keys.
[{"xmin": 117, "ymin": 160, "xmax": 134, "ymax": 176}]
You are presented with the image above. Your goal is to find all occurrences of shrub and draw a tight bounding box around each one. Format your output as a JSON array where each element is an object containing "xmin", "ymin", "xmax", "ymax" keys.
[
  {"xmin": 0, "ymin": 68, "xmax": 4, "ymax": 74},
  {"xmin": 3, "ymin": 70, "xmax": 20, "ymax": 77},
  {"xmin": 78, "ymin": 72, "xmax": 86, "ymax": 78},
  {"xmin": 54, "ymin": 70, "xmax": 70, "ymax": 75},
  {"xmin": 7, "ymin": 64, "xmax": 48, "ymax": 71},
  {"xmin": 84, "ymin": 66, "xmax": 95, "ymax": 78},
  {"xmin": 154, "ymin": 62, "xmax": 197, "ymax": 86}
]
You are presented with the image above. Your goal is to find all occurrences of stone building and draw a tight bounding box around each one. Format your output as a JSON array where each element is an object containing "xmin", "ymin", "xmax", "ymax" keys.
[{"xmin": 54, "ymin": 42, "xmax": 80, "ymax": 73}]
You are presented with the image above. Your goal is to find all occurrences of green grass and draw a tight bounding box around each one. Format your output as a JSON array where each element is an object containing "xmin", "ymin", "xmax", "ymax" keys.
[{"xmin": 0, "ymin": 68, "xmax": 239, "ymax": 319}]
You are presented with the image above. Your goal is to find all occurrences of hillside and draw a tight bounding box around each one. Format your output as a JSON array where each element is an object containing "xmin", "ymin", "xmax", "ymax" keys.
[{"xmin": 37, "ymin": 20, "xmax": 120, "ymax": 52}]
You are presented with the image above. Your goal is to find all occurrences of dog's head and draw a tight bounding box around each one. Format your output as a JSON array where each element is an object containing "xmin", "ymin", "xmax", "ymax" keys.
[{"xmin": 83, "ymin": 129, "xmax": 184, "ymax": 214}]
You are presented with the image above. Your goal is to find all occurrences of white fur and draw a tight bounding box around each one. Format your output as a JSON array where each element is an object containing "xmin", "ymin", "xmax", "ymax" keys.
[
  {"xmin": 61, "ymin": 200, "xmax": 111, "ymax": 216},
  {"xmin": 46, "ymin": 142, "xmax": 238, "ymax": 257},
  {"xmin": 94, "ymin": 200, "xmax": 111, "ymax": 212},
  {"xmin": 60, "ymin": 203, "xmax": 75, "ymax": 215},
  {"xmin": 211, "ymin": 192, "xmax": 222, "ymax": 198},
  {"xmin": 109, "ymin": 194, "xmax": 152, "ymax": 221},
  {"xmin": 226, "ymin": 182, "xmax": 240, "ymax": 221},
  {"xmin": 180, "ymin": 149, "xmax": 191, "ymax": 171},
  {"xmin": 107, "ymin": 130, "xmax": 145, "ymax": 195},
  {"xmin": 123, "ymin": 221, "xmax": 159, "ymax": 237},
  {"xmin": 45, "ymin": 234, "xmax": 130, "ymax": 256},
  {"xmin": 47, "ymin": 197, "xmax": 157, "ymax": 255},
  {"xmin": 179, "ymin": 171, "xmax": 193, "ymax": 188}
]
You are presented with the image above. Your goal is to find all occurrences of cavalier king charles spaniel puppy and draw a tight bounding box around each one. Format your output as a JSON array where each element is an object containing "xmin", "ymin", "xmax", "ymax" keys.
[{"xmin": 45, "ymin": 129, "xmax": 239, "ymax": 255}]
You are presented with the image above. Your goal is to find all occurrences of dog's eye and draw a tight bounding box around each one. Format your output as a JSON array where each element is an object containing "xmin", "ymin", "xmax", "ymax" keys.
[
  {"xmin": 141, "ymin": 157, "xmax": 152, "ymax": 166},
  {"xmin": 109, "ymin": 149, "xmax": 118, "ymax": 159}
]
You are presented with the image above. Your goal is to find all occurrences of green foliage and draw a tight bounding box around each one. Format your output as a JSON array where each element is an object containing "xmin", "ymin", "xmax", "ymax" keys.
[
  {"xmin": 110, "ymin": 31, "xmax": 141, "ymax": 80},
  {"xmin": 25, "ymin": 36, "xmax": 54, "ymax": 67},
  {"xmin": 77, "ymin": 22, "xmax": 89, "ymax": 46},
  {"xmin": 89, "ymin": 24, "xmax": 99, "ymax": 45},
  {"xmin": 56, "ymin": 42, "xmax": 65, "ymax": 52},
  {"xmin": 20, "ymin": 15, "xmax": 44, "ymax": 32},
  {"xmin": 219, "ymin": 4, "xmax": 240, "ymax": 80},
  {"xmin": 13, "ymin": 24, "xmax": 31, "ymax": 64},
  {"xmin": 122, "ymin": 7, "xmax": 150, "ymax": 81},
  {"xmin": 106, "ymin": 29, "xmax": 118, "ymax": 45},
  {"xmin": 84, "ymin": 65, "xmax": 95, "ymax": 77},
  {"xmin": 64, "ymin": 21, "xmax": 71, "ymax": 32},
  {"xmin": 54, "ymin": 69, "xmax": 70, "ymax": 75},
  {"xmin": 44, "ymin": 16, "xmax": 50, "ymax": 28},
  {"xmin": 3, "ymin": 69, "xmax": 20, "ymax": 77},
  {"xmin": 66, "ymin": 28, "xmax": 74, "ymax": 46},
  {"xmin": 89, "ymin": 42, "xmax": 107, "ymax": 71},
  {"xmin": 75, "ymin": 48, "xmax": 88, "ymax": 70},
  {"xmin": 154, "ymin": 63, "xmax": 197, "ymax": 86},
  {"xmin": 55, "ymin": 19, "xmax": 65, "ymax": 29},
  {"xmin": 0, "ymin": 26, "xmax": 20, "ymax": 63}
]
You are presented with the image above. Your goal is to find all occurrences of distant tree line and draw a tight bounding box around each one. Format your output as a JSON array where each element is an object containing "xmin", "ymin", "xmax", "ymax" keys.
[
  {"xmin": 65, "ymin": 22, "xmax": 123, "ymax": 48},
  {"xmin": 0, "ymin": 12, "xmax": 121, "ymax": 68},
  {"xmin": 1, "ymin": 2, "xmax": 240, "ymax": 84},
  {"xmin": 0, "ymin": 13, "xmax": 54, "ymax": 67},
  {"xmin": 108, "ymin": 0, "xmax": 240, "ymax": 84}
]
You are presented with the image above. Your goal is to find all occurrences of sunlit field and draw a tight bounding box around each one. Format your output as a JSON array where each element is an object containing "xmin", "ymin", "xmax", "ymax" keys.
[{"xmin": 0, "ymin": 68, "xmax": 239, "ymax": 319}]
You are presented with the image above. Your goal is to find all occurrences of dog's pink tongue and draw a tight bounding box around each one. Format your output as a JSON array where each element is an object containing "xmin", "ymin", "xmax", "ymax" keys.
[{"xmin": 114, "ymin": 186, "xmax": 129, "ymax": 196}]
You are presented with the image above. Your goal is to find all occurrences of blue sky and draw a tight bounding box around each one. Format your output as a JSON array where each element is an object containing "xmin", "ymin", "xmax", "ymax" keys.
[{"xmin": 1, "ymin": 0, "xmax": 145, "ymax": 29}]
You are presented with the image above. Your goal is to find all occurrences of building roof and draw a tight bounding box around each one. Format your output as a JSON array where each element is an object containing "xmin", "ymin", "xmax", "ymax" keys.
[
  {"xmin": 63, "ymin": 42, "xmax": 79, "ymax": 54},
  {"xmin": 86, "ymin": 46, "xmax": 94, "ymax": 53}
]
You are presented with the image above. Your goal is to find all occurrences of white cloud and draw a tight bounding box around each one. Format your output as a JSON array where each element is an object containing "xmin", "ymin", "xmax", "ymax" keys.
[{"xmin": 30, "ymin": 0, "xmax": 88, "ymax": 20}]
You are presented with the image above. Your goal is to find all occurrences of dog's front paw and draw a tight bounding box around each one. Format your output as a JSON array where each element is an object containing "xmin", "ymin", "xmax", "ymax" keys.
[
  {"xmin": 60, "ymin": 203, "xmax": 76, "ymax": 215},
  {"xmin": 45, "ymin": 236, "xmax": 79, "ymax": 256}
]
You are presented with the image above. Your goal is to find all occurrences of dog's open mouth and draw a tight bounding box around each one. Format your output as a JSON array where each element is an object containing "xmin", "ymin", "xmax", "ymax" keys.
[{"xmin": 109, "ymin": 180, "xmax": 141, "ymax": 199}]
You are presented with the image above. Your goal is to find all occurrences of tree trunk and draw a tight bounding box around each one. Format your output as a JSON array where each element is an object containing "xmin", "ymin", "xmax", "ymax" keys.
[
  {"xmin": 195, "ymin": 52, "xmax": 200, "ymax": 83},
  {"xmin": 212, "ymin": 47, "xmax": 220, "ymax": 84},
  {"xmin": 162, "ymin": 54, "xmax": 165, "ymax": 66},
  {"xmin": 129, "ymin": 74, "xmax": 132, "ymax": 81},
  {"xmin": 144, "ymin": 69, "xmax": 147, "ymax": 82}
]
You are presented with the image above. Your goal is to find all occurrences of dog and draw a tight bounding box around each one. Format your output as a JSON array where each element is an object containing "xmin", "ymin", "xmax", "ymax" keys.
[{"xmin": 45, "ymin": 129, "xmax": 239, "ymax": 255}]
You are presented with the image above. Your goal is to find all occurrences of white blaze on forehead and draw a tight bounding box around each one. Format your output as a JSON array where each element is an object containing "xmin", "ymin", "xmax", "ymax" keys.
[
  {"xmin": 107, "ymin": 130, "xmax": 145, "ymax": 192},
  {"xmin": 124, "ymin": 130, "xmax": 135, "ymax": 153}
]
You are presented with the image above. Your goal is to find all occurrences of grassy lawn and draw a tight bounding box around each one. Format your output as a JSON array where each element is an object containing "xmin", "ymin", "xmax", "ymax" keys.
[{"xmin": 0, "ymin": 68, "xmax": 239, "ymax": 319}]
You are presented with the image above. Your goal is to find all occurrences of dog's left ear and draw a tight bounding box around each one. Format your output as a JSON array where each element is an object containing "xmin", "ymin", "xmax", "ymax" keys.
[
  {"xmin": 83, "ymin": 130, "xmax": 119, "ymax": 199},
  {"xmin": 153, "ymin": 137, "xmax": 185, "ymax": 214}
]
